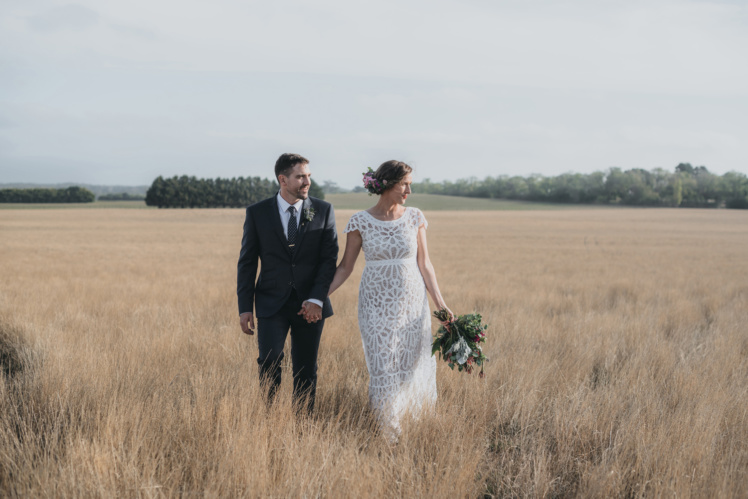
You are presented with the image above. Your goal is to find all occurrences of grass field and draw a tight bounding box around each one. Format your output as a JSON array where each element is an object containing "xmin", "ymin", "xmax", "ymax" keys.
[{"xmin": 1, "ymin": 206, "xmax": 746, "ymax": 497}]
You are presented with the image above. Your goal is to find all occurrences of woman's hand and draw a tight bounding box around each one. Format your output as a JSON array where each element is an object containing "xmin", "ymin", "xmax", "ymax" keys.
[
  {"xmin": 433, "ymin": 306, "xmax": 454, "ymax": 326},
  {"xmin": 438, "ymin": 306, "xmax": 454, "ymax": 325}
]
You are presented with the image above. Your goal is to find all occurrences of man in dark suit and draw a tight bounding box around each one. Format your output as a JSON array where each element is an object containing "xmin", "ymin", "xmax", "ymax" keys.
[{"xmin": 237, "ymin": 153, "xmax": 338, "ymax": 411}]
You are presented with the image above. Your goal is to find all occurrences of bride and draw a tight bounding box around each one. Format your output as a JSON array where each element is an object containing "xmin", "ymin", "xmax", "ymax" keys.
[{"xmin": 328, "ymin": 160, "xmax": 452, "ymax": 437}]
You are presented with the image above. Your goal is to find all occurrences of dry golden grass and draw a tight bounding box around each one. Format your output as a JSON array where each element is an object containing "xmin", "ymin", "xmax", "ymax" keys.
[{"xmin": 0, "ymin": 206, "xmax": 746, "ymax": 497}]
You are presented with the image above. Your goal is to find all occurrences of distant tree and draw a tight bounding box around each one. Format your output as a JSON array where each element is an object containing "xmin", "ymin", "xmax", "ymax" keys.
[
  {"xmin": 146, "ymin": 175, "xmax": 297, "ymax": 208},
  {"xmin": 722, "ymin": 171, "xmax": 748, "ymax": 209},
  {"xmin": 415, "ymin": 178, "xmax": 442, "ymax": 195},
  {"xmin": 321, "ymin": 180, "xmax": 347, "ymax": 194},
  {"xmin": 145, "ymin": 177, "xmax": 160, "ymax": 207},
  {"xmin": 98, "ymin": 192, "xmax": 145, "ymax": 201},
  {"xmin": 675, "ymin": 162, "xmax": 695, "ymax": 175},
  {"xmin": 410, "ymin": 163, "xmax": 746, "ymax": 209},
  {"xmin": 308, "ymin": 179, "xmax": 325, "ymax": 199}
]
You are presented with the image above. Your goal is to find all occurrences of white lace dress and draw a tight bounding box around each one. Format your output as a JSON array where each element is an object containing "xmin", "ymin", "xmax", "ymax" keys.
[{"xmin": 344, "ymin": 207, "xmax": 437, "ymax": 436}]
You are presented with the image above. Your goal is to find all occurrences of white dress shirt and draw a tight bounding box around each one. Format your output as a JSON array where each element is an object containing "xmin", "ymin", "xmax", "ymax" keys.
[
  {"xmin": 276, "ymin": 192, "xmax": 304, "ymax": 235},
  {"xmin": 276, "ymin": 193, "xmax": 323, "ymax": 309}
]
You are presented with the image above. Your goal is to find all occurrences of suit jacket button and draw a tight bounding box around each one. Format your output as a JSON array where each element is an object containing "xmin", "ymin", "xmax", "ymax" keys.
[{"xmin": 292, "ymin": 264, "xmax": 296, "ymax": 267}]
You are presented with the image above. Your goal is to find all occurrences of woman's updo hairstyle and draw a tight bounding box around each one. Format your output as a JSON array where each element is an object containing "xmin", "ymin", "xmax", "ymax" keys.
[{"xmin": 362, "ymin": 160, "xmax": 413, "ymax": 195}]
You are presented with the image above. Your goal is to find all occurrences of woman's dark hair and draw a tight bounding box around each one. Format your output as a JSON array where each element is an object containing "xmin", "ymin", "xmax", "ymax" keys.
[
  {"xmin": 275, "ymin": 153, "xmax": 309, "ymax": 180},
  {"xmin": 372, "ymin": 160, "xmax": 413, "ymax": 192}
]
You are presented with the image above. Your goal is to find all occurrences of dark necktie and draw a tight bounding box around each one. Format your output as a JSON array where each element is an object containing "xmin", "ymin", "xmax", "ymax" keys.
[{"xmin": 287, "ymin": 206, "xmax": 298, "ymax": 251}]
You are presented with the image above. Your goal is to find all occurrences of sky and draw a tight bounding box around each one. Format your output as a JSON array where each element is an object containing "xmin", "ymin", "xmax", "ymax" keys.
[{"xmin": 1, "ymin": 0, "xmax": 747, "ymax": 188}]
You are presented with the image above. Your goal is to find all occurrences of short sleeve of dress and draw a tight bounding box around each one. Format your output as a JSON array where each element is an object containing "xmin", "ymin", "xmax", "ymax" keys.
[
  {"xmin": 344, "ymin": 212, "xmax": 361, "ymax": 234},
  {"xmin": 414, "ymin": 208, "xmax": 428, "ymax": 230}
]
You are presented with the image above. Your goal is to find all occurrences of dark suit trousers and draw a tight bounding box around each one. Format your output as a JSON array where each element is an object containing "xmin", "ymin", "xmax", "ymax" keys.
[{"xmin": 256, "ymin": 290, "xmax": 324, "ymax": 411}]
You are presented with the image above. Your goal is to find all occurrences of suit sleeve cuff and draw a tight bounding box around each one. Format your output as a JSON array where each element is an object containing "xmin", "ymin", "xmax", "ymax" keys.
[{"xmin": 306, "ymin": 298, "xmax": 323, "ymax": 308}]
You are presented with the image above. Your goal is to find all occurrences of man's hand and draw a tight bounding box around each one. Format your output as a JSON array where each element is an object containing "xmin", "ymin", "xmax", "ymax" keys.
[
  {"xmin": 298, "ymin": 301, "xmax": 322, "ymax": 323},
  {"xmin": 240, "ymin": 312, "xmax": 255, "ymax": 335}
]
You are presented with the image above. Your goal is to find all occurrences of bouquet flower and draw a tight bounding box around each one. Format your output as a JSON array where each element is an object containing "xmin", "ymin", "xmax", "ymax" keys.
[{"xmin": 431, "ymin": 309, "xmax": 488, "ymax": 377}]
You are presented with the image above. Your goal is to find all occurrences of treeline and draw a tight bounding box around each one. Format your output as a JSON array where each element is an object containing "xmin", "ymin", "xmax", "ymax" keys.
[
  {"xmin": 0, "ymin": 186, "xmax": 95, "ymax": 203},
  {"xmin": 145, "ymin": 175, "xmax": 324, "ymax": 208},
  {"xmin": 98, "ymin": 192, "xmax": 145, "ymax": 201},
  {"xmin": 413, "ymin": 164, "xmax": 748, "ymax": 209}
]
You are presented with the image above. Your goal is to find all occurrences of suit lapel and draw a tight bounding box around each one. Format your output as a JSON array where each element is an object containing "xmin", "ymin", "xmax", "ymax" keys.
[{"xmin": 270, "ymin": 194, "xmax": 292, "ymax": 257}]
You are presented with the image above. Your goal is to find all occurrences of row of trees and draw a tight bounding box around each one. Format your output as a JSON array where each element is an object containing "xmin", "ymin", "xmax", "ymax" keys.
[
  {"xmin": 98, "ymin": 192, "xmax": 145, "ymax": 201},
  {"xmin": 0, "ymin": 186, "xmax": 95, "ymax": 203},
  {"xmin": 412, "ymin": 164, "xmax": 748, "ymax": 208},
  {"xmin": 145, "ymin": 175, "xmax": 324, "ymax": 208}
]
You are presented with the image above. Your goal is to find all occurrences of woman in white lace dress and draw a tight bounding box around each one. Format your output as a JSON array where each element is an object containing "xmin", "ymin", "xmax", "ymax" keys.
[{"xmin": 328, "ymin": 160, "xmax": 452, "ymax": 437}]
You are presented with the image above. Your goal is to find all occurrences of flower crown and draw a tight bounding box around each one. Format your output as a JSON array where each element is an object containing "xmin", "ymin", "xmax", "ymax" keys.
[{"xmin": 362, "ymin": 167, "xmax": 387, "ymax": 195}]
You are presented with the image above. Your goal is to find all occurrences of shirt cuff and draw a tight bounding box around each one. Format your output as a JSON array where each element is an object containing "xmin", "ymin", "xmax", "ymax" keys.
[{"xmin": 306, "ymin": 298, "xmax": 323, "ymax": 308}]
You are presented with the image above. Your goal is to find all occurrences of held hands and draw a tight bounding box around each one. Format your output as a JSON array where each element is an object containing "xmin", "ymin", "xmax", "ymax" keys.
[
  {"xmin": 240, "ymin": 302, "xmax": 321, "ymax": 335},
  {"xmin": 298, "ymin": 301, "xmax": 322, "ymax": 323},
  {"xmin": 240, "ymin": 312, "xmax": 255, "ymax": 335}
]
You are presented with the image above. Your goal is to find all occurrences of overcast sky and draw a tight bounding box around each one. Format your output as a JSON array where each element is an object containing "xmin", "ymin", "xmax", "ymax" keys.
[{"xmin": 1, "ymin": 0, "xmax": 747, "ymax": 187}]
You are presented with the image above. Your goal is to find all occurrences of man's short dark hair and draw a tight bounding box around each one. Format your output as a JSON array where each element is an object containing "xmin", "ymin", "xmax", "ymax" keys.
[{"xmin": 275, "ymin": 153, "xmax": 309, "ymax": 180}]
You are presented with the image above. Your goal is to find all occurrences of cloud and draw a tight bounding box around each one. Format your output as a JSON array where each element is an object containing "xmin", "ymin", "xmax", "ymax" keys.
[{"xmin": 25, "ymin": 4, "xmax": 99, "ymax": 32}]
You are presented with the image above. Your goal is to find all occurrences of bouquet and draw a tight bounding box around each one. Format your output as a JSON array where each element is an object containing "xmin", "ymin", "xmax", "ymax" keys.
[{"xmin": 431, "ymin": 309, "xmax": 488, "ymax": 377}]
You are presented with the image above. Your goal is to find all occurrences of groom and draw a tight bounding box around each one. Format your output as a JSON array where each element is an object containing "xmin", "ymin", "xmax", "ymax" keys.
[{"xmin": 237, "ymin": 153, "xmax": 338, "ymax": 411}]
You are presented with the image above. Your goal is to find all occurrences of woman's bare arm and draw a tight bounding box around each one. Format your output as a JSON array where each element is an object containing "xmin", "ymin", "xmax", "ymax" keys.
[
  {"xmin": 328, "ymin": 230, "xmax": 363, "ymax": 296},
  {"xmin": 415, "ymin": 225, "xmax": 453, "ymax": 319}
]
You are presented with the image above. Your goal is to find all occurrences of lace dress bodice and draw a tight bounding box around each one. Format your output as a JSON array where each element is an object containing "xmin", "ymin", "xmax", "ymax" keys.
[
  {"xmin": 344, "ymin": 207, "xmax": 436, "ymax": 437},
  {"xmin": 353, "ymin": 208, "xmax": 423, "ymax": 262}
]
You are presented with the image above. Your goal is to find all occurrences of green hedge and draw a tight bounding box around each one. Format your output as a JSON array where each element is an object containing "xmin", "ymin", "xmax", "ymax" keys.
[
  {"xmin": 98, "ymin": 193, "xmax": 145, "ymax": 201},
  {"xmin": 0, "ymin": 187, "xmax": 95, "ymax": 203},
  {"xmin": 145, "ymin": 175, "xmax": 324, "ymax": 208},
  {"xmin": 412, "ymin": 164, "xmax": 748, "ymax": 208}
]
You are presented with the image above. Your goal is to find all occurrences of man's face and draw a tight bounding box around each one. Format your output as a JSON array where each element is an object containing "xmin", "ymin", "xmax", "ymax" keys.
[{"xmin": 279, "ymin": 162, "xmax": 312, "ymax": 202}]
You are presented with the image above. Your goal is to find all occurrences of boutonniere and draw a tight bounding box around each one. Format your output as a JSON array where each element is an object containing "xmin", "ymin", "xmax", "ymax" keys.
[{"xmin": 303, "ymin": 206, "xmax": 315, "ymax": 223}]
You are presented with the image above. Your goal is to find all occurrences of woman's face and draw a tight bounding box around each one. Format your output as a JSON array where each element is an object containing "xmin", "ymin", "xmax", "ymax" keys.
[{"xmin": 385, "ymin": 173, "xmax": 413, "ymax": 205}]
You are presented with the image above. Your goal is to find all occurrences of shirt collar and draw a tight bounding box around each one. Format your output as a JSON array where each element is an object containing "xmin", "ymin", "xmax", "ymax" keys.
[{"xmin": 277, "ymin": 192, "xmax": 304, "ymax": 213}]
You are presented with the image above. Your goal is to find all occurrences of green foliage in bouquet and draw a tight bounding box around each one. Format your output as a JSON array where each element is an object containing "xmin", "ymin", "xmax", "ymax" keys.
[{"xmin": 431, "ymin": 309, "xmax": 488, "ymax": 376}]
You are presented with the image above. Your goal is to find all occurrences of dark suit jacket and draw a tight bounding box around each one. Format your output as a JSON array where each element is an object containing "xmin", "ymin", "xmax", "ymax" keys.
[{"xmin": 237, "ymin": 194, "xmax": 338, "ymax": 319}]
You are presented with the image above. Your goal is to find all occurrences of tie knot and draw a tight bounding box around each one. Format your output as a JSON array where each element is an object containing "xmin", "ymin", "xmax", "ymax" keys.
[{"xmin": 288, "ymin": 206, "xmax": 296, "ymax": 214}]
